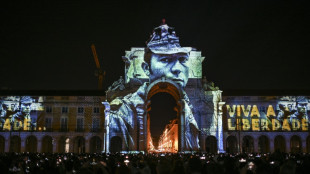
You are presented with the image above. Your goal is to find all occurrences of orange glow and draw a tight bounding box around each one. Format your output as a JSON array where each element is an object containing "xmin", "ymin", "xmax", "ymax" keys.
[{"xmin": 157, "ymin": 119, "xmax": 178, "ymax": 153}]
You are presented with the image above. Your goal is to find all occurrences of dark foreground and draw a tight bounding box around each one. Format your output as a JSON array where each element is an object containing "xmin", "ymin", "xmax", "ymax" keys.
[{"xmin": 0, "ymin": 152, "xmax": 309, "ymax": 174}]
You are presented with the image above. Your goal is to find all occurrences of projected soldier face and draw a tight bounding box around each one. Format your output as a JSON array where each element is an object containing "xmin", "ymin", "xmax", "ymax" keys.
[
  {"xmin": 296, "ymin": 102, "xmax": 307, "ymax": 114},
  {"xmin": 21, "ymin": 102, "xmax": 32, "ymax": 114},
  {"xmin": 3, "ymin": 103, "xmax": 10, "ymax": 111},
  {"xmin": 146, "ymin": 53, "xmax": 189, "ymax": 88}
]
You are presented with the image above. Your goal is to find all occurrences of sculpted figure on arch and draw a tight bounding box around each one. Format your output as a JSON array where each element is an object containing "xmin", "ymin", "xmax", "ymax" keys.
[{"xmin": 108, "ymin": 22, "xmax": 200, "ymax": 151}]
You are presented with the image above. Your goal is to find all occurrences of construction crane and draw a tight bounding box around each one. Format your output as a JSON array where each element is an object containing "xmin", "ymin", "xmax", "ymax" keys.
[{"xmin": 91, "ymin": 44, "xmax": 106, "ymax": 90}]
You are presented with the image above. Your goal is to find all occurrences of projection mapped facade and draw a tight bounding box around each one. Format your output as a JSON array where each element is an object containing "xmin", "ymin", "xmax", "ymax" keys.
[
  {"xmin": 0, "ymin": 96, "xmax": 43, "ymax": 131},
  {"xmin": 223, "ymin": 96, "xmax": 310, "ymax": 153},
  {"xmin": 0, "ymin": 96, "xmax": 105, "ymax": 153},
  {"xmin": 0, "ymin": 23, "xmax": 309, "ymax": 153},
  {"xmin": 104, "ymin": 23, "xmax": 223, "ymax": 153}
]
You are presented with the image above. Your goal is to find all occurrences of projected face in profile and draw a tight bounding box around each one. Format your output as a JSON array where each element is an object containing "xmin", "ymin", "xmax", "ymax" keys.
[{"xmin": 144, "ymin": 53, "xmax": 189, "ymax": 88}]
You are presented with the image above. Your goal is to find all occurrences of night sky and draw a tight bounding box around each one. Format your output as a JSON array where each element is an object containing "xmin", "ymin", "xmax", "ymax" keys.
[{"xmin": 1, "ymin": 0, "xmax": 309, "ymax": 91}]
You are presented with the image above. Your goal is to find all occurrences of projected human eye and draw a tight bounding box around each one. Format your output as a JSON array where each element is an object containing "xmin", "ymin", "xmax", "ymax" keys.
[
  {"xmin": 159, "ymin": 57, "xmax": 171, "ymax": 63},
  {"xmin": 179, "ymin": 56, "xmax": 188, "ymax": 64}
]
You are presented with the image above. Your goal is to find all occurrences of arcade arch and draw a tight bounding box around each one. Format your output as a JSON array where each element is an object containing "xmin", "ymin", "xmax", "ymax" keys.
[
  {"xmin": 90, "ymin": 136, "xmax": 102, "ymax": 153},
  {"xmin": 307, "ymin": 136, "xmax": 310, "ymax": 153},
  {"xmin": 73, "ymin": 136, "xmax": 85, "ymax": 153},
  {"xmin": 242, "ymin": 136, "xmax": 254, "ymax": 153},
  {"xmin": 110, "ymin": 136, "xmax": 122, "ymax": 153},
  {"xmin": 10, "ymin": 136, "xmax": 21, "ymax": 152},
  {"xmin": 58, "ymin": 136, "xmax": 70, "ymax": 153},
  {"xmin": 290, "ymin": 135, "xmax": 302, "ymax": 153},
  {"xmin": 42, "ymin": 136, "xmax": 53, "ymax": 153},
  {"xmin": 226, "ymin": 136, "xmax": 237, "ymax": 153},
  {"xmin": 0, "ymin": 136, "xmax": 4, "ymax": 153},
  {"xmin": 205, "ymin": 136, "xmax": 217, "ymax": 153},
  {"xmin": 258, "ymin": 135, "xmax": 269, "ymax": 153},
  {"xmin": 274, "ymin": 135, "xmax": 286, "ymax": 152},
  {"xmin": 26, "ymin": 136, "xmax": 37, "ymax": 152}
]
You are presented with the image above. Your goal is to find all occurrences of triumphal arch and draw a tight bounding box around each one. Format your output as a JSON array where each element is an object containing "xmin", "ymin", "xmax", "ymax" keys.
[{"xmin": 103, "ymin": 23, "xmax": 225, "ymax": 153}]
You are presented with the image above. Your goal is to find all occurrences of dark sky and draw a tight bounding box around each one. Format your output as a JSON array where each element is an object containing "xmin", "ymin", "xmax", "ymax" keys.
[{"xmin": 1, "ymin": 0, "xmax": 309, "ymax": 91}]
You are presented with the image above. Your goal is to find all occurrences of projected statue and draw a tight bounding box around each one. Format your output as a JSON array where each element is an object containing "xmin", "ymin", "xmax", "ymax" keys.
[
  {"xmin": 108, "ymin": 23, "xmax": 200, "ymax": 151},
  {"xmin": 290, "ymin": 96, "xmax": 308, "ymax": 123}
]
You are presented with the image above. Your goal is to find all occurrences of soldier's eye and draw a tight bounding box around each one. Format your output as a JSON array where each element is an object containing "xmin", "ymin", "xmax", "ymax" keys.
[
  {"xmin": 160, "ymin": 58, "xmax": 170, "ymax": 63},
  {"xmin": 179, "ymin": 57, "xmax": 188, "ymax": 63}
]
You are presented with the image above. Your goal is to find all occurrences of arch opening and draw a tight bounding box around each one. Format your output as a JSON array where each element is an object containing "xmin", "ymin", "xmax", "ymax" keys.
[
  {"xmin": 110, "ymin": 136, "xmax": 122, "ymax": 153},
  {"xmin": 146, "ymin": 80, "xmax": 182, "ymax": 153},
  {"xmin": 26, "ymin": 136, "xmax": 37, "ymax": 153},
  {"xmin": 206, "ymin": 136, "xmax": 217, "ymax": 153},
  {"xmin": 10, "ymin": 136, "xmax": 21, "ymax": 152},
  {"xmin": 90, "ymin": 136, "xmax": 102, "ymax": 153},
  {"xmin": 290, "ymin": 135, "xmax": 302, "ymax": 153},
  {"xmin": 0, "ymin": 136, "xmax": 4, "ymax": 153},
  {"xmin": 73, "ymin": 136, "xmax": 85, "ymax": 153},
  {"xmin": 226, "ymin": 136, "xmax": 237, "ymax": 153},
  {"xmin": 42, "ymin": 136, "xmax": 53, "ymax": 153},
  {"xmin": 242, "ymin": 136, "xmax": 254, "ymax": 153},
  {"xmin": 59, "ymin": 136, "xmax": 70, "ymax": 153},
  {"xmin": 307, "ymin": 136, "xmax": 310, "ymax": 153},
  {"xmin": 274, "ymin": 135, "xmax": 286, "ymax": 153},
  {"xmin": 258, "ymin": 135, "xmax": 270, "ymax": 153}
]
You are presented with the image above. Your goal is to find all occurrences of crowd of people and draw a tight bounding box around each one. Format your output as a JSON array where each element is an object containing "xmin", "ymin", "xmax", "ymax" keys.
[{"xmin": 0, "ymin": 151, "xmax": 310, "ymax": 174}]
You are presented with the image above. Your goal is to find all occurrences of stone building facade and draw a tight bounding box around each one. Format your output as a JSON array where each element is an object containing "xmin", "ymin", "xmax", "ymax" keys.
[{"xmin": 0, "ymin": 96, "xmax": 105, "ymax": 153}]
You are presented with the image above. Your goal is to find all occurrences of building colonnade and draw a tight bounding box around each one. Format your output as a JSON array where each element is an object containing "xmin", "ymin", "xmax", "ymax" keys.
[{"xmin": 0, "ymin": 132, "xmax": 103, "ymax": 153}]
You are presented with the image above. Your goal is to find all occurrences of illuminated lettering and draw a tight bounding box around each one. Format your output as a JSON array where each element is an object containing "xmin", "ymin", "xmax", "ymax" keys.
[
  {"xmin": 301, "ymin": 119, "xmax": 308, "ymax": 131},
  {"xmin": 241, "ymin": 105, "xmax": 251, "ymax": 117},
  {"xmin": 242, "ymin": 119, "xmax": 250, "ymax": 131},
  {"xmin": 251, "ymin": 105, "xmax": 260, "ymax": 117},
  {"xmin": 226, "ymin": 103, "xmax": 309, "ymax": 132},
  {"xmin": 272, "ymin": 119, "xmax": 281, "ymax": 131},
  {"xmin": 282, "ymin": 119, "xmax": 291, "ymax": 131},
  {"xmin": 237, "ymin": 105, "xmax": 241, "ymax": 117},
  {"xmin": 266, "ymin": 105, "xmax": 276, "ymax": 117},
  {"xmin": 226, "ymin": 105, "xmax": 236, "ymax": 117},
  {"xmin": 236, "ymin": 118, "xmax": 241, "ymax": 130},
  {"xmin": 292, "ymin": 119, "xmax": 300, "ymax": 131},
  {"xmin": 252, "ymin": 119, "xmax": 260, "ymax": 131},
  {"xmin": 23, "ymin": 118, "xmax": 31, "ymax": 131},
  {"xmin": 228, "ymin": 119, "xmax": 236, "ymax": 130},
  {"xmin": 14, "ymin": 120, "xmax": 23, "ymax": 131},
  {"xmin": 3, "ymin": 118, "xmax": 11, "ymax": 130},
  {"xmin": 260, "ymin": 119, "xmax": 270, "ymax": 131}
]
